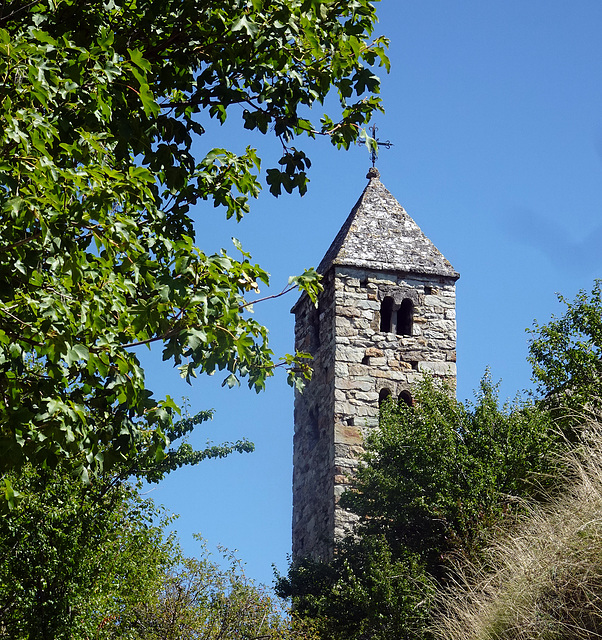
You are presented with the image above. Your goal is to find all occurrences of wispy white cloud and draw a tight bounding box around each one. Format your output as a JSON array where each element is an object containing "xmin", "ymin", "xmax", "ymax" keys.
[{"xmin": 504, "ymin": 207, "xmax": 602, "ymax": 273}]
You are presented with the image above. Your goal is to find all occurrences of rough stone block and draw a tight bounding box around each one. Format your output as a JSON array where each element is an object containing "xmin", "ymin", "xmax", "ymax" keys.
[
  {"xmin": 337, "ymin": 346, "xmax": 365, "ymax": 363},
  {"xmin": 390, "ymin": 360, "xmax": 412, "ymax": 371},
  {"xmin": 419, "ymin": 361, "xmax": 457, "ymax": 376},
  {"xmin": 334, "ymin": 424, "xmax": 363, "ymax": 446},
  {"xmin": 334, "ymin": 362, "xmax": 349, "ymax": 377},
  {"xmin": 338, "ymin": 306, "xmax": 361, "ymax": 318}
]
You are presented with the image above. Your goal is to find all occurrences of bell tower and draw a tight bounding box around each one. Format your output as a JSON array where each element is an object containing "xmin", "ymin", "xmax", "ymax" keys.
[{"xmin": 291, "ymin": 168, "xmax": 459, "ymax": 560}]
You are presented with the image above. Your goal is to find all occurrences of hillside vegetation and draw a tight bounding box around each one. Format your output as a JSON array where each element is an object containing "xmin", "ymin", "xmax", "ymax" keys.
[
  {"xmin": 434, "ymin": 418, "xmax": 602, "ymax": 639},
  {"xmin": 279, "ymin": 281, "xmax": 602, "ymax": 640}
]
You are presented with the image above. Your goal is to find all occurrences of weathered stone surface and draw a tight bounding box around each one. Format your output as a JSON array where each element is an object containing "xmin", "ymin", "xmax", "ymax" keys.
[
  {"xmin": 419, "ymin": 361, "xmax": 457, "ymax": 376},
  {"xmin": 337, "ymin": 346, "xmax": 365, "ymax": 363},
  {"xmin": 291, "ymin": 169, "xmax": 458, "ymax": 562},
  {"xmin": 389, "ymin": 360, "xmax": 413, "ymax": 370},
  {"xmin": 318, "ymin": 173, "xmax": 459, "ymax": 278},
  {"xmin": 335, "ymin": 425, "xmax": 363, "ymax": 445},
  {"xmin": 334, "ymin": 362, "xmax": 349, "ymax": 377},
  {"xmin": 335, "ymin": 378, "xmax": 373, "ymax": 392}
]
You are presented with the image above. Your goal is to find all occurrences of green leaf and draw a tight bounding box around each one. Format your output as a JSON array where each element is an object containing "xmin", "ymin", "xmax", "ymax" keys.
[
  {"xmin": 128, "ymin": 47, "xmax": 151, "ymax": 71},
  {"xmin": 231, "ymin": 15, "xmax": 259, "ymax": 37},
  {"xmin": 222, "ymin": 373, "xmax": 240, "ymax": 388},
  {"xmin": 3, "ymin": 478, "xmax": 20, "ymax": 510}
]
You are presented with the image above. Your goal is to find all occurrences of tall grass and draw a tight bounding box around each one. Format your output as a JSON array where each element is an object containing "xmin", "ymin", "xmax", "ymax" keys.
[{"xmin": 433, "ymin": 421, "xmax": 602, "ymax": 639}]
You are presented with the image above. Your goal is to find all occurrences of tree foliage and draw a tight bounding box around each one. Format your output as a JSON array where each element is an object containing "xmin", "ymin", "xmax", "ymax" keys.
[
  {"xmin": 344, "ymin": 376, "xmax": 561, "ymax": 572},
  {"xmin": 0, "ymin": 461, "xmax": 316, "ymax": 639},
  {"xmin": 0, "ymin": 0, "xmax": 389, "ymax": 477},
  {"xmin": 529, "ymin": 279, "xmax": 602, "ymax": 427},
  {"xmin": 0, "ymin": 463, "xmax": 175, "ymax": 639},
  {"xmin": 276, "ymin": 535, "xmax": 434, "ymax": 640},
  {"xmin": 118, "ymin": 537, "xmax": 317, "ymax": 640},
  {"xmin": 280, "ymin": 375, "xmax": 563, "ymax": 640}
]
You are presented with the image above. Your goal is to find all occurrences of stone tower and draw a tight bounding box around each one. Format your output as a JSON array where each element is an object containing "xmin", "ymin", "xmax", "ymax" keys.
[{"xmin": 291, "ymin": 168, "xmax": 459, "ymax": 561}]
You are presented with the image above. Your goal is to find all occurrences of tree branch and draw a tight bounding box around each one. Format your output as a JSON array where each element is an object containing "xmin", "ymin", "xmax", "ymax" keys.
[{"xmin": 238, "ymin": 284, "xmax": 297, "ymax": 310}]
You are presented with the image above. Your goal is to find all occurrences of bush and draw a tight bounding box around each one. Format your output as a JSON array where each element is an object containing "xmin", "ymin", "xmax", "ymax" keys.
[
  {"xmin": 276, "ymin": 536, "xmax": 434, "ymax": 640},
  {"xmin": 344, "ymin": 375, "xmax": 562, "ymax": 573}
]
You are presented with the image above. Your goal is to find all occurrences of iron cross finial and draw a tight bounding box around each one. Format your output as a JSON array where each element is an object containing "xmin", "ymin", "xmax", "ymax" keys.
[{"xmin": 368, "ymin": 124, "xmax": 393, "ymax": 167}]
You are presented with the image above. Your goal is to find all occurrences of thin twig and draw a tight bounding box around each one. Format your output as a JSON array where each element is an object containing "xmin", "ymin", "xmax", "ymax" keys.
[{"xmin": 238, "ymin": 284, "xmax": 297, "ymax": 310}]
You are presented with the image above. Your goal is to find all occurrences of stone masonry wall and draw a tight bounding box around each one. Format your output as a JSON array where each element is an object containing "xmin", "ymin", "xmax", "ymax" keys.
[
  {"xmin": 331, "ymin": 265, "xmax": 457, "ymax": 541},
  {"xmin": 292, "ymin": 269, "xmax": 337, "ymax": 561},
  {"xmin": 292, "ymin": 264, "xmax": 457, "ymax": 560}
]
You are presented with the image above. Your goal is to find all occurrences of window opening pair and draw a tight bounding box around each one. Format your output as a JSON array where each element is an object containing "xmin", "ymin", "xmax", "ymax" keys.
[
  {"xmin": 380, "ymin": 297, "xmax": 413, "ymax": 336},
  {"xmin": 379, "ymin": 388, "xmax": 413, "ymax": 407}
]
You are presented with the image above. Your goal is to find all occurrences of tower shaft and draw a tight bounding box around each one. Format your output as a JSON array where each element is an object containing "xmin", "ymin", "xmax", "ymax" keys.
[{"xmin": 292, "ymin": 170, "xmax": 459, "ymax": 561}]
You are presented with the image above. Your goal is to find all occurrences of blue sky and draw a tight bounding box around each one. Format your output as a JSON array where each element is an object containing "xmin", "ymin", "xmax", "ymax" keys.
[{"xmin": 140, "ymin": 1, "xmax": 602, "ymax": 587}]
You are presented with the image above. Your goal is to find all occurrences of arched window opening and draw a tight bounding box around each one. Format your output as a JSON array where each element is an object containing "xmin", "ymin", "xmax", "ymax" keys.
[
  {"xmin": 397, "ymin": 298, "xmax": 413, "ymax": 336},
  {"xmin": 380, "ymin": 297, "xmax": 394, "ymax": 333},
  {"xmin": 378, "ymin": 388, "xmax": 392, "ymax": 407},
  {"xmin": 399, "ymin": 390, "xmax": 413, "ymax": 407}
]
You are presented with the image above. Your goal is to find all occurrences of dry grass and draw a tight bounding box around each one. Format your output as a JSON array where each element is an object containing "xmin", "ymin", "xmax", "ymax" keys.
[{"xmin": 432, "ymin": 421, "xmax": 602, "ymax": 640}]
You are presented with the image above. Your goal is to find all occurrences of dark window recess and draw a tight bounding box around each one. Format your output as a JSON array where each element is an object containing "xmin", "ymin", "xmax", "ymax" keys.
[
  {"xmin": 397, "ymin": 298, "xmax": 413, "ymax": 336},
  {"xmin": 424, "ymin": 286, "xmax": 432, "ymax": 295},
  {"xmin": 380, "ymin": 296, "xmax": 414, "ymax": 336},
  {"xmin": 378, "ymin": 388, "xmax": 392, "ymax": 407},
  {"xmin": 308, "ymin": 407, "xmax": 319, "ymax": 444},
  {"xmin": 380, "ymin": 296, "xmax": 394, "ymax": 332},
  {"xmin": 399, "ymin": 390, "xmax": 413, "ymax": 407}
]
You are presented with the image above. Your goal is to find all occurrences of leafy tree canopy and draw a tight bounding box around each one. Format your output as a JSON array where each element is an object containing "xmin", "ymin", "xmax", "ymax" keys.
[
  {"xmin": 343, "ymin": 376, "xmax": 561, "ymax": 572},
  {"xmin": 120, "ymin": 536, "xmax": 317, "ymax": 640},
  {"xmin": 0, "ymin": 463, "xmax": 175, "ymax": 638},
  {"xmin": 0, "ymin": 0, "xmax": 389, "ymax": 478},
  {"xmin": 0, "ymin": 461, "xmax": 316, "ymax": 639},
  {"xmin": 276, "ymin": 535, "xmax": 434, "ymax": 640},
  {"xmin": 529, "ymin": 279, "xmax": 602, "ymax": 427}
]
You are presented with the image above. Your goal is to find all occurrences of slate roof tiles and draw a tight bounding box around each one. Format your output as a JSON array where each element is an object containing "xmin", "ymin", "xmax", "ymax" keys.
[{"xmin": 318, "ymin": 168, "xmax": 459, "ymax": 279}]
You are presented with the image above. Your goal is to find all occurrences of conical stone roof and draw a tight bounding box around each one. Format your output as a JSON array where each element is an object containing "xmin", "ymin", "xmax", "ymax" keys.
[{"xmin": 318, "ymin": 168, "xmax": 459, "ymax": 279}]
